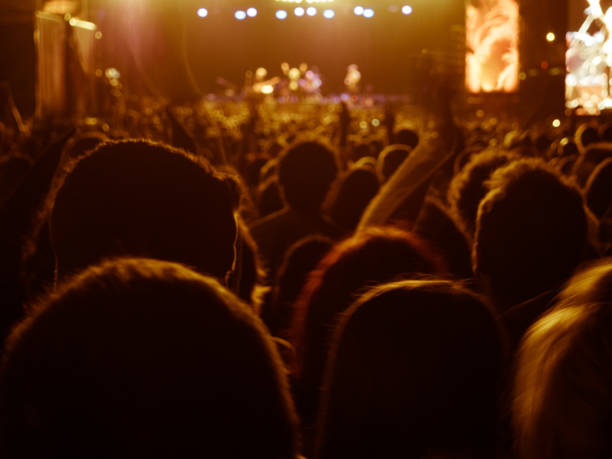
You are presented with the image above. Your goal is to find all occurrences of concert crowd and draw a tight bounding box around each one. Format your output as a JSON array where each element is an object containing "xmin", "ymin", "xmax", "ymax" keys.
[{"xmin": 0, "ymin": 86, "xmax": 611, "ymax": 459}]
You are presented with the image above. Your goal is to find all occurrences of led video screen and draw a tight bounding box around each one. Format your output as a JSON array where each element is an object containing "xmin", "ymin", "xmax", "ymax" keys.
[
  {"xmin": 566, "ymin": 0, "xmax": 612, "ymax": 114},
  {"xmin": 465, "ymin": 0, "xmax": 519, "ymax": 93}
]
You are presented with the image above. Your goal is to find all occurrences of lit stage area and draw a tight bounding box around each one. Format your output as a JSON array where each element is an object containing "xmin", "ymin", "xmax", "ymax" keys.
[
  {"xmin": 24, "ymin": 0, "xmax": 607, "ymax": 122},
  {"xmin": 94, "ymin": 0, "xmax": 465, "ymax": 98}
]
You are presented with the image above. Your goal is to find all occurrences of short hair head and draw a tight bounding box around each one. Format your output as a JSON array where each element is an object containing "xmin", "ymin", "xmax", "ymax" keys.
[
  {"xmin": 474, "ymin": 159, "xmax": 587, "ymax": 309},
  {"xmin": 266, "ymin": 235, "xmax": 334, "ymax": 336},
  {"xmin": 278, "ymin": 140, "xmax": 339, "ymax": 212},
  {"xmin": 392, "ymin": 128, "xmax": 419, "ymax": 149},
  {"xmin": 0, "ymin": 258, "xmax": 299, "ymax": 458},
  {"xmin": 291, "ymin": 227, "xmax": 445, "ymax": 425},
  {"xmin": 575, "ymin": 124, "xmax": 600, "ymax": 153},
  {"xmin": 377, "ymin": 144, "xmax": 411, "ymax": 183},
  {"xmin": 448, "ymin": 149, "xmax": 518, "ymax": 235},
  {"xmin": 585, "ymin": 157, "xmax": 612, "ymax": 219},
  {"xmin": 415, "ymin": 196, "xmax": 473, "ymax": 279},
  {"xmin": 572, "ymin": 144, "xmax": 612, "ymax": 187},
  {"xmin": 49, "ymin": 140, "xmax": 239, "ymax": 280},
  {"xmin": 317, "ymin": 280, "xmax": 505, "ymax": 459},
  {"xmin": 326, "ymin": 167, "xmax": 380, "ymax": 232}
]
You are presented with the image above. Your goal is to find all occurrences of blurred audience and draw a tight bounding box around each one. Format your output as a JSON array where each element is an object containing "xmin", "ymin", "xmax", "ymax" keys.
[
  {"xmin": 250, "ymin": 140, "xmax": 341, "ymax": 275},
  {"xmin": 0, "ymin": 71, "xmax": 610, "ymax": 459}
]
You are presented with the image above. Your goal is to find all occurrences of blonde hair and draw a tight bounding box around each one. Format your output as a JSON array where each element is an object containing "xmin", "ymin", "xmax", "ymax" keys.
[{"xmin": 513, "ymin": 260, "xmax": 612, "ymax": 459}]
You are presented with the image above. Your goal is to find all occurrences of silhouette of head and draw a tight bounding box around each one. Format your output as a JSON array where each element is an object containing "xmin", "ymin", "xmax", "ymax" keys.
[
  {"xmin": 448, "ymin": 149, "xmax": 517, "ymax": 235},
  {"xmin": 377, "ymin": 144, "xmax": 411, "ymax": 183},
  {"xmin": 585, "ymin": 157, "xmax": 612, "ymax": 220},
  {"xmin": 0, "ymin": 258, "xmax": 299, "ymax": 459},
  {"xmin": 317, "ymin": 280, "xmax": 504, "ymax": 459},
  {"xmin": 474, "ymin": 159, "xmax": 587, "ymax": 310},
  {"xmin": 49, "ymin": 140, "xmax": 239, "ymax": 280},
  {"xmin": 575, "ymin": 124, "xmax": 600, "ymax": 153},
  {"xmin": 573, "ymin": 143, "xmax": 612, "ymax": 187},
  {"xmin": 278, "ymin": 141, "xmax": 339, "ymax": 213},
  {"xmin": 265, "ymin": 235, "xmax": 334, "ymax": 337},
  {"xmin": 327, "ymin": 167, "xmax": 380, "ymax": 232},
  {"xmin": 393, "ymin": 128, "xmax": 419, "ymax": 149},
  {"xmin": 291, "ymin": 227, "xmax": 444, "ymax": 426},
  {"xmin": 415, "ymin": 196, "xmax": 473, "ymax": 279}
]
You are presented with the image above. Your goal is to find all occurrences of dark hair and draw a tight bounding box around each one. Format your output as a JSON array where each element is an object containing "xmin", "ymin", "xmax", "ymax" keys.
[
  {"xmin": 278, "ymin": 140, "xmax": 339, "ymax": 212},
  {"xmin": 600, "ymin": 124, "xmax": 612, "ymax": 142},
  {"xmin": 474, "ymin": 159, "xmax": 587, "ymax": 309},
  {"xmin": 316, "ymin": 280, "xmax": 504, "ymax": 459},
  {"xmin": 326, "ymin": 167, "xmax": 380, "ymax": 233},
  {"xmin": 575, "ymin": 124, "xmax": 600, "ymax": 153},
  {"xmin": 513, "ymin": 259, "xmax": 612, "ymax": 459},
  {"xmin": 376, "ymin": 144, "xmax": 411, "ymax": 183},
  {"xmin": 0, "ymin": 258, "xmax": 299, "ymax": 459},
  {"xmin": 585, "ymin": 157, "xmax": 612, "ymax": 219},
  {"xmin": 448, "ymin": 149, "xmax": 517, "ymax": 235},
  {"xmin": 415, "ymin": 196, "xmax": 473, "ymax": 279},
  {"xmin": 49, "ymin": 140, "xmax": 239, "ymax": 280},
  {"xmin": 264, "ymin": 235, "xmax": 334, "ymax": 337},
  {"xmin": 393, "ymin": 128, "xmax": 419, "ymax": 149},
  {"xmin": 257, "ymin": 177, "xmax": 284, "ymax": 217},
  {"xmin": 291, "ymin": 227, "xmax": 445, "ymax": 427},
  {"xmin": 572, "ymin": 143, "xmax": 612, "ymax": 187}
]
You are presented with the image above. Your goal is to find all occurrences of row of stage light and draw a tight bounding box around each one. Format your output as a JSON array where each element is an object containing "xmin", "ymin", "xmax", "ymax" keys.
[{"xmin": 196, "ymin": 5, "xmax": 413, "ymax": 20}]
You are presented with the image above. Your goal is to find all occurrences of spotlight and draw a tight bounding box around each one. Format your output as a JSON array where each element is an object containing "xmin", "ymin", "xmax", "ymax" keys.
[
  {"xmin": 261, "ymin": 84, "xmax": 274, "ymax": 95},
  {"xmin": 276, "ymin": 9, "xmax": 288, "ymax": 20},
  {"xmin": 295, "ymin": 6, "xmax": 305, "ymax": 16},
  {"xmin": 246, "ymin": 7, "xmax": 258, "ymax": 17},
  {"xmin": 235, "ymin": 10, "xmax": 247, "ymax": 20},
  {"xmin": 546, "ymin": 32, "xmax": 556, "ymax": 42},
  {"xmin": 363, "ymin": 8, "xmax": 374, "ymax": 18},
  {"xmin": 323, "ymin": 9, "xmax": 335, "ymax": 19},
  {"xmin": 402, "ymin": 5, "xmax": 413, "ymax": 15},
  {"xmin": 197, "ymin": 8, "xmax": 208, "ymax": 18},
  {"xmin": 552, "ymin": 119, "xmax": 561, "ymax": 128},
  {"xmin": 354, "ymin": 6, "xmax": 364, "ymax": 15},
  {"xmin": 306, "ymin": 6, "xmax": 317, "ymax": 16}
]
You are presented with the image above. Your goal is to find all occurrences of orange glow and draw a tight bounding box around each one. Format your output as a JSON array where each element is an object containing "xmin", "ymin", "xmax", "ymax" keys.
[{"xmin": 466, "ymin": 0, "xmax": 519, "ymax": 93}]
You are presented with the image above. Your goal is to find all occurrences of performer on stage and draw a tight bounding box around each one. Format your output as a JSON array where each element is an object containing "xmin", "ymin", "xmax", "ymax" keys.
[{"xmin": 344, "ymin": 64, "xmax": 362, "ymax": 94}]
